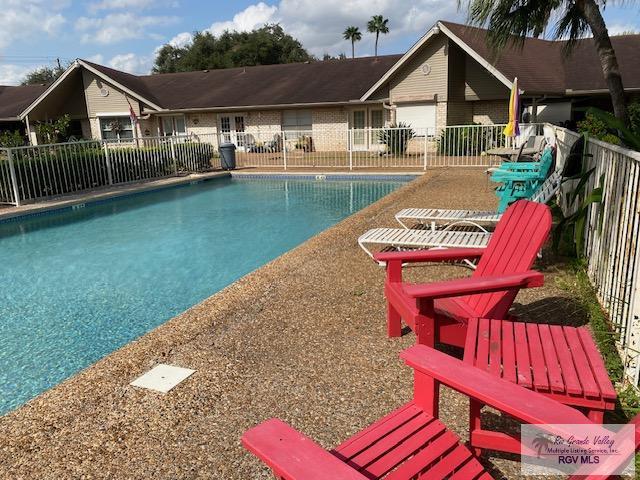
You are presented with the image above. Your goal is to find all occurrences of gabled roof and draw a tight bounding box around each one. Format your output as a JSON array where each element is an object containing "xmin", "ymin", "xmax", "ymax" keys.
[
  {"xmin": 363, "ymin": 20, "xmax": 640, "ymax": 100},
  {"xmin": 83, "ymin": 55, "xmax": 402, "ymax": 111},
  {"xmin": 0, "ymin": 84, "xmax": 48, "ymax": 120},
  {"xmin": 441, "ymin": 21, "xmax": 640, "ymax": 95}
]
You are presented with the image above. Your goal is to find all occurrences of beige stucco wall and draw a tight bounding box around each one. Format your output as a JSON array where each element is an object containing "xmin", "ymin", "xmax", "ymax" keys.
[{"xmin": 389, "ymin": 34, "xmax": 448, "ymax": 104}]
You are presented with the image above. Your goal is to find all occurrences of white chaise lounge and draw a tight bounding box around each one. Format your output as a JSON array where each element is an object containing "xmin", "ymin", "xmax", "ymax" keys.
[
  {"xmin": 359, "ymin": 170, "xmax": 562, "ymax": 264},
  {"xmin": 395, "ymin": 169, "xmax": 562, "ymax": 231}
]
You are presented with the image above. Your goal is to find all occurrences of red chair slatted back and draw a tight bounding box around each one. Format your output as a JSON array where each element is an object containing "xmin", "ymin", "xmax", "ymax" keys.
[{"xmin": 465, "ymin": 200, "xmax": 552, "ymax": 318}]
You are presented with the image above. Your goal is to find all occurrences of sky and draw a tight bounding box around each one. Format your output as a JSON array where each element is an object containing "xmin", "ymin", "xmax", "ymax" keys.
[{"xmin": 0, "ymin": 0, "xmax": 638, "ymax": 85}]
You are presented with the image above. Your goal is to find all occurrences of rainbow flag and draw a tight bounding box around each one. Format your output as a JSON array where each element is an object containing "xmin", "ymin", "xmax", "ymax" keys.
[{"xmin": 503, "ymin": 77, "xmax": 520, "ymax": 137}]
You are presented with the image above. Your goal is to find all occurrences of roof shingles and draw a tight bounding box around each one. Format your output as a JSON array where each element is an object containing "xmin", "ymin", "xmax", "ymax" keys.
[
  {"xmin": 83, "ymin": 55, "xmax": 402, "ymax": 111},
  {"xmin": 441, "ymin": 21, "xmax": 640, "ymax": 95}
]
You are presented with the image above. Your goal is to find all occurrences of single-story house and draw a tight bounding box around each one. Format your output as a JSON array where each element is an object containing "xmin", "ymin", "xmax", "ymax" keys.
[{"xmin": 0, "ymin": 20, "xmax": 638, "ymax": 148}]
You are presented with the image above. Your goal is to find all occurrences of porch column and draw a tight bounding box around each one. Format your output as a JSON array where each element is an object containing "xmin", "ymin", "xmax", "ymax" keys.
[
  {"xmin": 531, "ymin": 98, "xmax": 538, "ymax": 123},
  {"xmin": 24, "ymin": 115, "xmax": 38, "ymax": 146}
]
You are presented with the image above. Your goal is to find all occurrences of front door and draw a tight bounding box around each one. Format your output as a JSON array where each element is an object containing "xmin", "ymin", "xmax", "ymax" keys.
[
  {"xmin": 351, "ymin": 110, "xmax": 367, "ymax": 150},
  {"xmin": 219, "ymin": 115, "xmax": 246, "ymax": 149}
]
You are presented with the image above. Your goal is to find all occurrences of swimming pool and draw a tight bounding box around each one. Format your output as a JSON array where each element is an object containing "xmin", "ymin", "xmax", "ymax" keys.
[{"xmin": 0, "ymin": 175, "xmax": 411, "ymax": 414}]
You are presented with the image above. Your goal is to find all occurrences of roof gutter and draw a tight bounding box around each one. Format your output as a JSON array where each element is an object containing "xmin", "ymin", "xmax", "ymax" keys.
[
  {"xmin": 145, "ymin": 99, "xmax": 389, "ymax": 115},
  {"xmin": 565, "ymin": 87, "xmax": 640, "ymax": 96}
]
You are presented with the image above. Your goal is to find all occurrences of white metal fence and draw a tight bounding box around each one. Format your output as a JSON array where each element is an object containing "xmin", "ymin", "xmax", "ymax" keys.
[
  {"xmin": 0, "ymin": 135, "xmax": 220, "ymax": 205},
  {"xmin": 554, "ymin": 126, "xmax": 640, "ymax": 388},
  {"xmin": 0, "ymin": 123, "xmax": 544, "ymax": 206},
  {"xmin": 225, "ymin": 124, "xmax": 542, "ymax": 169}
]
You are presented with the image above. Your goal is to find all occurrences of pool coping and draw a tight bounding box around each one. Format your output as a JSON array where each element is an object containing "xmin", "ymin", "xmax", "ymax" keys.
[
  {"xmin": 0, "ymin": 172, "xmax": 231, "ymax": 223},
  {"xmin": 0, "ymin": 170, "xmax": 421, "ymax": 223}
]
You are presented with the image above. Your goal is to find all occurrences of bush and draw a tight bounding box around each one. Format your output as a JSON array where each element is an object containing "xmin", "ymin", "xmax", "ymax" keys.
[
  {"xmin": 577, "ymin": 112, "xmax": 618, "ymax": 143},
  {"xmin": 6, "ymin": 141, "xmax": 215, "ymax": 201},
  {"xmin": 578, "ymin": 102, "xmax": 640, "ymax": 149},
  {"xmin": 0, "ymin": 130, "xmax": 26, "ymax": 148},
  {"xmin": 437, "ymin": 123, "xmax": 498, "ymax": 156},
  {"xmin": 379, "ymin": 123, "xmax": 415, "ymax": 155}
]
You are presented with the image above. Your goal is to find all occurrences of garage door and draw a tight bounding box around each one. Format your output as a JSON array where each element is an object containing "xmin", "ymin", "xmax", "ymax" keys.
[{"xmin": 395, "ymin": 103, "xmax": 436, "ymax": 132}]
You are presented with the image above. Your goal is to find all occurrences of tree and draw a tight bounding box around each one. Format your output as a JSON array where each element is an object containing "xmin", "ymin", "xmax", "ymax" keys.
[
  {"xmin": 343, "ymin": 26, "xmax": 362, "ymax": 58},
  {"xmin": 153, "ymin": 24, "xmax": 313, "ymax": 73},
  {"xmin": 21, "ymin": 65, "xmax": 65, "ymax": 85},
  {"xmin": 35, "ymin": 114, "xmax": 71, "ymax": 144},
  {"xmin": 367, "ymin": 15, "xmax": 389, "ymax": 57},
  {"xmin": 461, "ymin": 0, "xmax": 632, "ymax": 126}
]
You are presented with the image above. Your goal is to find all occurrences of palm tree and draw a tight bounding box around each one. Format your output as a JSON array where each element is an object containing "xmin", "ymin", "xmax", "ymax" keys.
[
  {"xmin": 343, "ymin": 26, "xmax": 362, "ymax": 58},
  {"xmin": 461, "ymin": 0, "xmax": 632, "ymax": 125},
  {"xmin": 367, "ymin": 15, "xmax": 389, "ymax": 57}
]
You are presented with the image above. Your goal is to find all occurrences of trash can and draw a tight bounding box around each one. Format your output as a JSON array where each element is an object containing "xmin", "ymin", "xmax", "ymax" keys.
[{"xmin": 219, "ymin": 142, "xmax": 237, "ymax": 170}]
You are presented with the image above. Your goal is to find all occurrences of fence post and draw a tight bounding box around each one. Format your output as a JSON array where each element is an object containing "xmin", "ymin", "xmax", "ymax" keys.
[
  {"xmin": 103, "ymin": 141, "xmax": 113, "ymax": 185},
  {"xmin": 282, "ymin": 131, "xmax": 287, "ymax": 170},
  {"xmin": 169, "ymin": 136, "xmax": 178, "ymax": 174},
  {"xmin": 423, "ymin": 129, "xmax": 428, "ymax": 170},
  {"xmin": 348, "ymin": 129, "xmax": 353, "ymax": 171},
  {"xmin": 6, "ymin": 148, "xmax": 20, "ymax": 207}
]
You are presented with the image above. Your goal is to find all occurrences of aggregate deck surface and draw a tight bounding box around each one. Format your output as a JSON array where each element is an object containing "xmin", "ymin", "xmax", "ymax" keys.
[{"xmin": 0, "ymin": 168, "xmax": 586, "ymax": 479}]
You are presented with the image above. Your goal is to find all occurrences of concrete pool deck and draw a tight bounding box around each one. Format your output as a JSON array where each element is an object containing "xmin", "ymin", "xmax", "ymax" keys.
[{"xmin": 0, "ymin": 168, "xmax": 585, "ymax": 478}]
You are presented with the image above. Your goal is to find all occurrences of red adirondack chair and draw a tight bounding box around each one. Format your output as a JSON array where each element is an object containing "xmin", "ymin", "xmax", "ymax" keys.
[
  {"xmin": 243, "ymin": 345, "xmax": 639, "ymax": 480},
  {"xmin": 374, "ymin": 200, "xmax": 552, "ymax": 348}
]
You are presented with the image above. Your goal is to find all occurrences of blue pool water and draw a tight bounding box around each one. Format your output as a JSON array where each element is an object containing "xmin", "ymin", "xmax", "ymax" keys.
[{"xmin": 0, "ymin": 176, "xmax": 410, "ymax": 414}]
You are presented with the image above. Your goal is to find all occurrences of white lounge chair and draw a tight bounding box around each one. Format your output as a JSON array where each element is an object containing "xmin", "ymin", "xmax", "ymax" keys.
[
  {"xmin": 394, "ymin": 169, "xmax": 562, "ymax": 231},
  {"xmin": 358, "ymin": 227, "xmax": 491, "ymax": 265}
]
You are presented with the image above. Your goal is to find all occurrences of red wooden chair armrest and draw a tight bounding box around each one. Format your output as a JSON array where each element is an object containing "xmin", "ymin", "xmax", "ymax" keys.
[
  {"xmin": 401, "ymin": 345, "xmax": 595, "ymax": 432},
  {"xmin": 374, "ymin": 247, "xmax": 486, "ymax": 264},
  {"xmin": 242, "ymin": 418, "xmax": 368, "ymax": 480},
  {"xmin": 402, "ymin": 270, "xmax": 544, "ymax": 299}
]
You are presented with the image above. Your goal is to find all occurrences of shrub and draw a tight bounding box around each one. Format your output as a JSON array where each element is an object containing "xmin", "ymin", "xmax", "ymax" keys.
[
  {"xmin": 0, "ymin": 130, "xmax": 26, "ymax": 148},
  {"xmin": 6, "ymin": 141, "xmax": 215, "ymax": 201},
  {"xmin": 379, "ymin": 122, "xmax": 415, "ymax": 155},
  {"xmin": 578, "ymin": 102, "xmax": 640, "ymax": 150},
  {"xmin": 437, "ymin": 123, "xmax": 496, "ymax": 156}
]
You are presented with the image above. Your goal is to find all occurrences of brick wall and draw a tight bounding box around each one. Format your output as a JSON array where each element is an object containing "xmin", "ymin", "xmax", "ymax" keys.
[
  {"xmin": 312, "ymin": 108, "xmax": 348, "ymax": 151},
  {"xmin": 245, "ymin": 111, "xmax": 281, "ymax": 145},
  {"xmin": 436, "ymin": 102, "xmax": 447, "ymax": 131},
  {"xmin": 472, "ymin": 100, "xmax": 509, "ymax": 124}
]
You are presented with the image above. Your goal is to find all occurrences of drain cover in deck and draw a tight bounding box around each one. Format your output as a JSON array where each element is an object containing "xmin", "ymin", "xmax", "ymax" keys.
[{"xmin": 130, "ymin": 364, "xmax": 195, "ymax": 393}]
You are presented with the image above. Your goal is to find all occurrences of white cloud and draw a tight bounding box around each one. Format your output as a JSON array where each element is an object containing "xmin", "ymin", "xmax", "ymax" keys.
[
  {"xmin": 273, "ymin": 0, "xmax": 462, "ymax": 56},
  {"xmin": 168, "ymin": 31, "xmax": 193, "ymax": 48},
  {"xmin": 0, "ymin": 0, "xmax": 68, "ymax": 50},
  {"xmin": 91, "ymin": 0, "xmax": 465, "ymax": 76},
  {"xmin": 87, "ymin": 0, "xmax": 178, "ymax": 13},
  {"xmin": 163, "ymin": 0, "xmax": 463, "ymax": 57},
  {"xmin": 85, "ymin": 53, "xmax": 105, "ymax": 64},
  {"xmin": 208, "ymin": 2, "xmax": 278, "ymax": 36},
  {"xmin": 108, "ymin": 53, "xmax": 153, "ymax": 74},
  {"xmin": 0, "ymin": 64, "xmax": 35, "ymax": 85},
  {"xmin": 75, "ymin": 12, "xmax": 178, "ymax": 44},
  {"xmin": 608, "ymin": 23, "xmax": 638, "ymax": 35}
]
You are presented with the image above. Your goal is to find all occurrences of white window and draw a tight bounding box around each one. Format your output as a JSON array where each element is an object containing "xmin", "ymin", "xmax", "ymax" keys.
[
  {"xmin": 99, "ymin": 116, "xmax": 133, "ymax": 141},
  {"xmin": 161, "ymin": 115, "xmax": 186, "ymax": 136},
  {"xmin": 283, "ymin": 110, "xmax": 312, "ymax": 138}
]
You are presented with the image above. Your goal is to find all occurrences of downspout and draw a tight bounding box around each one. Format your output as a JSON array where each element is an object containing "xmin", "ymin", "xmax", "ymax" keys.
[{"xmin": 383, "ymin": 102, "xmax": 396, "ymax": 124}]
